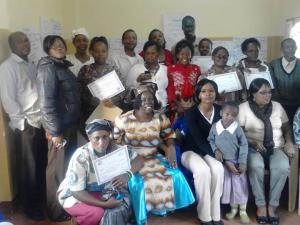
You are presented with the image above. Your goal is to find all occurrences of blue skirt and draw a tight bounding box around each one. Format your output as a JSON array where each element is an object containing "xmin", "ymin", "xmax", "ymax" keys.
[{"xmin": 128, "ymin": 154, "xmax": 195, "ymax": 225}]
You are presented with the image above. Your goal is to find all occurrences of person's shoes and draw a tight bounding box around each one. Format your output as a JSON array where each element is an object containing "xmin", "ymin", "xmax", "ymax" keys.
[
  {"xmin": 256, "ymin": 216, "xmax": 268, "ymax": 224},
  {"xmin": 24, "ymin": 208, "xmax": 45, "ymax": 221},
  {"xmin": 239, "ymin": 210, "xmax": 250, "ymax": 224},
  {"xmin": 213, "ymin": 220, "xmax": 224, "ymax": 225},
  {"xmin": 268, "ymin": 216, "xmax": 279, "ymax": 225},
  {"xmin": 225, "ymin": 207, "xmax": 238, "ymax": 220}
]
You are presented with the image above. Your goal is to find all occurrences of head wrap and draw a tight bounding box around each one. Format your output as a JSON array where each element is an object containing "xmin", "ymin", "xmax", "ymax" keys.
[
  {"xmin": 134, "ymin": 82, "xmax": 157, "ymax": 97},
  {"xmin": 71, "ymin": 27, "xmax": 89, "ymax": 41},
  {"xmin": 85, "ymin": 119, "xmax": 112, "ymax": 135}
]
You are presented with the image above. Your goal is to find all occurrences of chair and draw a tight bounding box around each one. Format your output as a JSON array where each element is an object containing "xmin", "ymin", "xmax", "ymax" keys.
[{"xmin": 288, "ymin": 145, "xmax": 299, "ymax": 212}]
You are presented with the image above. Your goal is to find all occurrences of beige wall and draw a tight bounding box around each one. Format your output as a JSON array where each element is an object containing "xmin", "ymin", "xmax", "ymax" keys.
[{"xmin": 75, "ymin": 0, "xmax": 282, "ymax": 38}]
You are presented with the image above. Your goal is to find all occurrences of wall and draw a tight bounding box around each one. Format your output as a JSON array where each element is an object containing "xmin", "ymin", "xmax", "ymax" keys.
[{"xmin": 75, "ymin": 0, "xmax": 280, "ymax": 39}]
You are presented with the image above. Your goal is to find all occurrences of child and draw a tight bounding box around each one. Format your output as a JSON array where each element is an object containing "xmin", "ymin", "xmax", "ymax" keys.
[{"xmin": 208, "ymin": 102, "xmax": 249, "ymax": 223}]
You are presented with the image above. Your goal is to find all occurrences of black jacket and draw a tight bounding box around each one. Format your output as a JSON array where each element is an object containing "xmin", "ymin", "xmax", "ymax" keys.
[
  {"xmin": 37, "ymin": 56, "xmax": 80, "ymax": 136},
  {"xmin": 182, "ymin": 104, "xmax": 221, "ymax": 157}
]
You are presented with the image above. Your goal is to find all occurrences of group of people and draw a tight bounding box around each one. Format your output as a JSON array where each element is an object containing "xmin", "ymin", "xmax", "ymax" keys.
[{"xmin": 0, "ymin": 14, "xmax": 299, "ymax": 225}]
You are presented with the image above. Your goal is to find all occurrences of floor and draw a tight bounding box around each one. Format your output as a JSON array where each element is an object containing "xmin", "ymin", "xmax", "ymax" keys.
[{"xmin": 1, "ymin": 202, "xmax": 300, "ymax": 225}]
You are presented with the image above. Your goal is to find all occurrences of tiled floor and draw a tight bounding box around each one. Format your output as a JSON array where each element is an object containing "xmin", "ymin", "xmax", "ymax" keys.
[{"xmin": 1, "ymin": 202, "xmax": 300, "ymax": 225}]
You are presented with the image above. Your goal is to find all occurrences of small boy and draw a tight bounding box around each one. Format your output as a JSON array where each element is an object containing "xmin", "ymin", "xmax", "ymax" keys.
[{"xmin": 208, "ymin": 102, "xmax": 249, "ymax": 224}]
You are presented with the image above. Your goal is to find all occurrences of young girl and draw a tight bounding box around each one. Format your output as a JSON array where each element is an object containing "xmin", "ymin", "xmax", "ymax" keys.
[{"xmin": 208, "ymin": 102, "xmax": 249, "ymax": 223}]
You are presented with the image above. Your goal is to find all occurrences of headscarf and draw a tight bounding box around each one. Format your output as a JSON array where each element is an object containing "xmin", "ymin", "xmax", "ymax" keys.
[
  {"xmin": 72, "ymin": 27, "xmax": 89, "ymax": 41},
  {"xmin": 85, "ymin": 119, "xmax": 112, "ymax": 136}
]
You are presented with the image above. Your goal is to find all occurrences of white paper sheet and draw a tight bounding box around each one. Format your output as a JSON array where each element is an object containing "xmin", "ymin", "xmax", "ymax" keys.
[
  {"xmin": 40, "ymin": 17, "xmax": 63, "ymax": 43},
  {"xmin": 191, "ymin": 56, "xmax": 213, "ymax": 72},
  {"xmin": 244, "ymin": 71, "xmax": 274, "ymax": 89},
  {"xmin": 87, "ymin": 70, "xmax": 125, "ymax": 100},
  {"xmin": 21, "ymin": 26, "xmax": 45, "ymax": 65},
  {"xmin": 92, "ymin": 146, "xmax": 131, "ymax": 185},
  {"xmin": 207, "ymin": 72, "xmax": 242, "ymax": 93}
]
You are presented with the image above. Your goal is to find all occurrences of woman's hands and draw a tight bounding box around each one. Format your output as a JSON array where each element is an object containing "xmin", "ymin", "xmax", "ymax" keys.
[
  {"xmin": 103, "ymin": 197, "xmax": 123, "ymax": 209},
  {"xmin": 164, "ymin": 143, "xmax": 177, "ymax": 169},
  {"xmin": 252, "ymin": 142, "xmax": 266, "ymax": 153},
  {"xmin": 51, "ymin": 135, "xmax": 65, "ymax": 149},
  {"xmin": 284, "ymin": 142, "xmax": 295, "ymax": 158},
  {"xmin": 111, "ymin": 173, "xmax": 129, "ymax": 189}
]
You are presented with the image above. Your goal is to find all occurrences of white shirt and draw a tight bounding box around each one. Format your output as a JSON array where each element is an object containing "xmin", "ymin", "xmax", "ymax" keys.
[
  {"xmin": 66, "ymin": 54, "xmax": 94, "ymax": 76},
  {"xmin": 0, "ymin": 53, "xmax": 41, "ymax": 130},
  {"xmin": 126, "ymin": 63, "xmax": 168, "ymax": 107},
  {"xmin": 112, "ymin": 51, "xmax": 144, "ymax": 82},
  {"xmin": 216, "ymin": 120, "xmax": 238, "ymax": 135},
  {"xmin": 282, "ymin": 57, "xmax": 296, "ymax": 74}
]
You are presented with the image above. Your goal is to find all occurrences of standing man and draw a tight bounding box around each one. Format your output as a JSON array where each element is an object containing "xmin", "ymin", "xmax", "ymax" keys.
[
  {"xmin": 0, "ymin": 32, "xmax": 47, "ymax": 220},
  {"xmin": 172, "ymin": 15, "xmax": 200, "ymax": 60},
  {"xmin": 112, "ymin": 29, "xmax": 144, "ymax": 82},
  {"xmin": 270, "ymin": 38, "xmax": 300, "ymax": 121}
]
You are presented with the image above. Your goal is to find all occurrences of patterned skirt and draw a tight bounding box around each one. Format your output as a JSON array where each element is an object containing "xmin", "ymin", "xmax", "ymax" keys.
[{"xmin": 128, "ymin": 154, "xmax": 195, "ymax": 225}]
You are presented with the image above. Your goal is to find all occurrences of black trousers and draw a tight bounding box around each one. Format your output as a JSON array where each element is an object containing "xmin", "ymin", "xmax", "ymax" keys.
[
  {"xmin": 46, "ymin": 124, "xmax": 77, "ymax": 220},
  {"xmin": 14, "ymin": 121, "xmax": 47, "ymax": 210}
]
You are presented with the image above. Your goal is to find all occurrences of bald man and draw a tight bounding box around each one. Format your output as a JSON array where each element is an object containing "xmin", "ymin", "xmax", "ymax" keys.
[{"xmin": 0, "ymin": 32, "xmax": 47, "ymax": 220}]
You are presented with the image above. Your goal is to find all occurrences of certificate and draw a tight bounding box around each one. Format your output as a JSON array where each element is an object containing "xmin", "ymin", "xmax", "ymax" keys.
[
  {"xmin": 244, "ymin": 71, "xmax": 274, "ymax": 89},
  {"xmin": 191, "ymin": 56, "xmax": 213, "ymax": 72},
  {"xmin": 86, "ymin": 102, "xmax": 122, "ymax": 124},
  {"xmin": 92, "ymin": 146, "xmax": 131, "ymax": 185},
  {"xmin": 87, "ymin": 70, "xmax": 125, "ymax": 100},
  {"xmin": 207, "ymin": 72, "xmax": 242, "ymax": 93}
]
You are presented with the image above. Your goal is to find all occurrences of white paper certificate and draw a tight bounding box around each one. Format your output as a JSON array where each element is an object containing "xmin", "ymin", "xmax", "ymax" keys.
[
  {"xmin": 92, "ymin": 146, "xmax": 131, "ymax": 185},
  {"xmin": 87, "ymin": 70, "xmax": 125, "ymax": 100},
  {"xmin": 244, "ymin": 71, "xmax": 274, "ymax": 89},
  {"xmin": 191, "ymin": 56, "xmax": 213, "ymax": 72},
  {"xmin": 207, "ymin": 72, "xmax": 242, "ymax": 93}
]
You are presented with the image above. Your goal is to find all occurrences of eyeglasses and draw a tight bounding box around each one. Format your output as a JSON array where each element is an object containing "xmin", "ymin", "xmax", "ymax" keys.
[
  {"xmin": 50, "ymin": 44, "xmax": 66, "ymax": 50},
  {"xmin": 258, "ymin": 91, "xmax": 272, "ymax": 96}
]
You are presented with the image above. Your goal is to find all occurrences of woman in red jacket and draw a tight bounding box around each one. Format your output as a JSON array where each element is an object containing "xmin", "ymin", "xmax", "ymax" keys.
[{"xmin": 167, "ymin": 40, "xmax": 201, "ymax": 123}]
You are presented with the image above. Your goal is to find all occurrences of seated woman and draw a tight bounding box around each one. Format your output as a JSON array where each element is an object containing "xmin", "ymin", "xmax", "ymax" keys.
[
  {"xmin": 198, "ymin": 38, "xmax": 213, "ymax": 56},
  {"xmin": 127, "ymin": 41, "xmax": 168, "ymax": 107},
  {"xmin": 77, "ymin": 36, "xmax": 130, "ymax": 137},
  {"xmin": 238, "ymin": 78, "xmax": 295, "ymax": 225},
  {"xmin": 67, "ymin": 28, "xmax": 94, "ymax": 76},
  {"xmin": 200, "ymin": 46, "xmax": 247, "ymax": 104},
  {"xmin": 181, "ymin": 79, "xmax": 224, "ymax": 225},
  {"xmin": 167, "ymin": 40, "xmax": 201, "ymax": 123},
  {"xmin": 139, "ymin": 29, "xmax": 173, "ymax": 66},
  {"xmin": 113, "ymin": 85, "xmax": 195, "ymax": 225},
  {"xmin": 57, "ymin": 119, "xmax": 143, "ymax": 225}
]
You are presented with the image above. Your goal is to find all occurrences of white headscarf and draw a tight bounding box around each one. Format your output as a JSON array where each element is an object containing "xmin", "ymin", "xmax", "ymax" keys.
[{"xmin": 71, "ymin": 27, "xmax": 89, "ymax": 40}]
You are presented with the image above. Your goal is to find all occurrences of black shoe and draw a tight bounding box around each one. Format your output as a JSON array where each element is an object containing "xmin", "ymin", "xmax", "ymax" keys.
[
  {"xmin": 269, "ymin": 216, "xmax": 279, "ymax": 225},
  {"xmin": 24, "ymin": 208, "xmax": 45, "ymax": 221},
  {"xmin": 256, "ymin": 216, "xmax": 269, "ymax": 224},
  {"xmin": 213, "ymin": 220, "xmax": 224, "ymax": 225}
]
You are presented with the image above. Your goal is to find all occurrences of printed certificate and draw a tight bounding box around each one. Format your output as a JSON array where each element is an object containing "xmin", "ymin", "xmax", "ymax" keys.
[
  {"xmin": 191, "ymin": 56, "xmax": 213, "ymax": 72},
  {"xmin": 207, "ymin": 72, "xmax": 242, "ymax": 93},
  {"xmin": 87, "ymin": 70, "xmax": 125, "ymax": 100},
  {"xmin": 244, "ymin": 71, "xmax": 274, "ymax": 89},
  {"xmin": 92, "ymin": 146, "xmax": 131, "ymax": 185}
]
